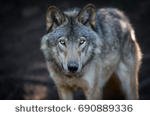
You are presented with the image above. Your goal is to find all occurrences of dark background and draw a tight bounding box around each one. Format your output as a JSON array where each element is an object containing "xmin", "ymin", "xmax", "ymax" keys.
[{"xmin": 0, "ymin": 0, "xmax": 150, "ymax": 99}]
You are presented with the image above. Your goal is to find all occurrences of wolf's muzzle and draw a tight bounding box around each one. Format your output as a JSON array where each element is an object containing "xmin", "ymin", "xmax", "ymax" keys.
[{"xmin": 67, "ymin": 61, "xmax": 79, "ymax": 73}]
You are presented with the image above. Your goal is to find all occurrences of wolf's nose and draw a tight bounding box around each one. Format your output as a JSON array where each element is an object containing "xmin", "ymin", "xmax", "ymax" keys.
[{"xmin": 67, "ymin": 61, "xmax": 79, "ymax": 73}]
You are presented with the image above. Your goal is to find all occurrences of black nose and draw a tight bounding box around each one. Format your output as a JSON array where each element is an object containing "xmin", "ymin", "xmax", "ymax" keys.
[{"xmin": 67, "ymin": 61, "xmax": 79, "ymax": 73}]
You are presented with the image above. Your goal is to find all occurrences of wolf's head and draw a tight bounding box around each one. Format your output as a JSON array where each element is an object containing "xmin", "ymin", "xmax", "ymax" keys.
[{"xmin": 41, "ymin": 4, "xmax": 101, "ymax": 76}]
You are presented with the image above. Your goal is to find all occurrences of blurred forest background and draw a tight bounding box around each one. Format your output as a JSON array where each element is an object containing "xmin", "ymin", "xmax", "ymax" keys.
[{"xmin": 0, "ymin": 0, "xmax": 150, "ymax": 99}]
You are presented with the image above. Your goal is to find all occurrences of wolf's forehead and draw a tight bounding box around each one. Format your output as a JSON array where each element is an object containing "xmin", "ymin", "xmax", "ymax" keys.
[
  {"xmin": 67, "ymin": 25, "xmax": 90, "ymax": 39},
  {"xmin": 64, "ymin": 8, "xmax": 80, "ymax": 17},
  {"xmin": 48, "ymin": 21, "xmax": 97, "ymax": 41},
  {"xmin": 63, "ymin": 24, "xmax": 97, "ymax": 41}
]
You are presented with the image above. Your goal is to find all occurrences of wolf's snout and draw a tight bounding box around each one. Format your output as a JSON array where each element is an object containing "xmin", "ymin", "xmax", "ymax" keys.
[{"xmin": 67, "ymin": 61, "xmax": 79, "ymax": 73}]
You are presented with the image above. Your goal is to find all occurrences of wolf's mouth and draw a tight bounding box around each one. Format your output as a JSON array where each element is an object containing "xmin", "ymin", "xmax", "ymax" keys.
[{"xmin": 64, "ymin": 71, "xmax": 82, "ymax": 78}]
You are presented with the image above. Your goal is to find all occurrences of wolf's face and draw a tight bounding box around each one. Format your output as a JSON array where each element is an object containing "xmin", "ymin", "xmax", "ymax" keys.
[
  {"xmin": 41, "ymin": 4, "xmax": 101, "ymax": 75},
  {"xmin": 52, "ymin": 36, "xmax": 93, "ymax": 75}
]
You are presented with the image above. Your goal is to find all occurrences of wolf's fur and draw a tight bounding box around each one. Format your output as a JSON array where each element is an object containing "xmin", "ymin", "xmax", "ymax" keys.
[{"xmin": 41, "ymin": 4, "xmax": 142, "ymax": 99}]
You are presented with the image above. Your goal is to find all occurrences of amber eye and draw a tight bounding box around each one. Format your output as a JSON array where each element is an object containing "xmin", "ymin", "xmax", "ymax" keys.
[
  {"xmin": 59, "ymin": 39, "xmax": 66, "ymax": 46},
  {"xmin": 79, "ymin": 38, "xmax": 86, "ymax": 46}
]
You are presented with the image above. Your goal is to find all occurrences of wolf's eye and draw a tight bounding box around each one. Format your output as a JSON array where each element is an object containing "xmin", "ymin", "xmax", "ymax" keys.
[
  {"xmin": 59, "ymin": 40, "xmax": 66, "ymax": 46},
  {"xmin": 79, "ymin": 38, "xmax": 86, "ymax": 46}
]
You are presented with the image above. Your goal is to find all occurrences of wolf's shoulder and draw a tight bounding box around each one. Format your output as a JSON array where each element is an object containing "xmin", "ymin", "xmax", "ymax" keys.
[{"xmin": 96, "ymin": 8, "xmax": 129, "ymax": 22}]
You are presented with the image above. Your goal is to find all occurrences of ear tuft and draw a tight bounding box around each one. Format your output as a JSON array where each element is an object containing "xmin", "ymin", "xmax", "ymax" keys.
[
  {"xmin": 77, "ymin": 4, "xmax": 96, "ymax": 27},
  {"xmin": 46, "ymin": 6, "xmax": 65, "ymax": 32}
]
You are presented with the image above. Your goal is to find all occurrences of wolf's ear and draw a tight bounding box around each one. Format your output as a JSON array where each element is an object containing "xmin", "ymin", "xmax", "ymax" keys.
[
  {"xmin": 77, "ymin": 4, "xmax": 96, "ymax": 27},
  {"xmin": 46, "ymin": 6, "xmax": 65, "ymax": 32}
]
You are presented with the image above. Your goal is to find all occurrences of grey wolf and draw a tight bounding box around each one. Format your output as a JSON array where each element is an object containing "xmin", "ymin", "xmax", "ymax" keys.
[{"xmin": 41, "ymin": 4, "xmax": 142, "ymax": 99}]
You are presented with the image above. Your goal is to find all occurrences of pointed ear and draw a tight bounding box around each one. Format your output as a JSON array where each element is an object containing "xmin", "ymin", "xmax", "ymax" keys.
[
  {"xmin": 77, "ymin": 4, "xmax": 96, "ymax": 27},
  {"xmin": 46, "ymin": 6, "xmax": 66, "ymax": 32}
]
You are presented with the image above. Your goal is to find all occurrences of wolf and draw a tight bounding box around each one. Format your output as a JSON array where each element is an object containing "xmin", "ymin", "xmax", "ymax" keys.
[{"xmin": 41, "ymin": 4, "xmax": 142, "ymax": 99}]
